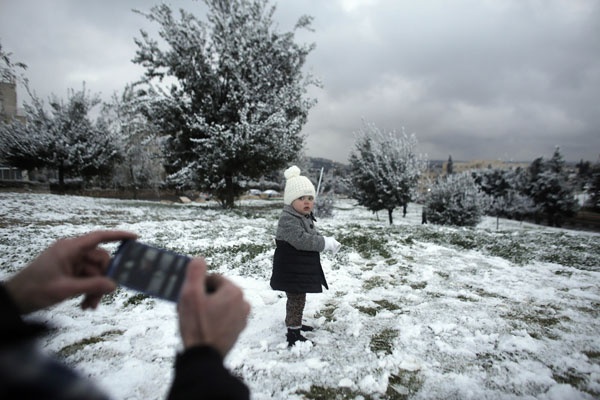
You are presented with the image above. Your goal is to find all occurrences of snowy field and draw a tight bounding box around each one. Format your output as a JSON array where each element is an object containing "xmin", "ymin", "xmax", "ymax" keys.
[{"xmin": 1, "ymin": 191, "xmax": 599, "ymax": 400}]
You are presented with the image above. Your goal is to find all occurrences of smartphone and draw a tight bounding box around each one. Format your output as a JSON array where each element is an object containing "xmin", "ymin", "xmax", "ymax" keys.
[{"xmin": 107, "ymin": 240, "xmax": 191, "ymax": 302}]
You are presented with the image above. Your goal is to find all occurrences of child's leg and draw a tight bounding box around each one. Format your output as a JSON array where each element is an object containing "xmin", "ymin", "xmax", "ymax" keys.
[
  {"xmin": 285, "ymin": 292, "xmax": 306, "ymax": 328},
  {"xmin": 285, "ymin": 292, "xmax": 309, "ymax": 346}
]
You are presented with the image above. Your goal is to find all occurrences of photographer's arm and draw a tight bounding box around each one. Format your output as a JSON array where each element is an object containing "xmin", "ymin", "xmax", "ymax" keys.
[
  {"xmin": 168, "ymin": 259, "xmax": 251, "ymax": 400},
  {"xmin": 4, "ymin": 230, "xmax": 137, "ymax": 314},
  {"xmin": 0, "ymin": 230, "xmax": 137, "ymax": 400}
]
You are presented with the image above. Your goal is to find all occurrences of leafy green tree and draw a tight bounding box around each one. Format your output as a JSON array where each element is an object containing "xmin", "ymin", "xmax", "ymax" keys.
[
  {"xmin": 99, "ymin": 86, "xmax": 165, "ymax": 197},
  {"xmin": 133, "ymin": 0, "xmax": 317, "ymax": 208},
  {"xmin": 349, "ymin": 121, "xmax": 425, "ymax": 224}
]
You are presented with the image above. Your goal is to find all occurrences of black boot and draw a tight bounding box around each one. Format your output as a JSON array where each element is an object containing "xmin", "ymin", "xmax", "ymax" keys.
[
  {"xmin": 286, "ymin": 328, "xmax": 308, "ymax": 347},
  {"xmin": 300, "ymin": 324, "xmax": 314, "ymax": 332}
]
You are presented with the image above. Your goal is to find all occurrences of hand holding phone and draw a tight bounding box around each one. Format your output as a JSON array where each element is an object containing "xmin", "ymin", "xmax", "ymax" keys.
[{"xmin": 177, "ymin": 259, "xmax": 250, "ymax": 356}]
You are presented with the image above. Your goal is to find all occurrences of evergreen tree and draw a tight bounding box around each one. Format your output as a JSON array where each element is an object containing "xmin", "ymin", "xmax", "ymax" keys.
[
  {"xmin": 425, "ymin": 172, "xmax": 489, "ymax": 227},
  {"xmin": 0, "ymin": 85, "xmax": 119, "ymax": 189},
  {"xmin": 472, "ymin": 167, "xmax": 535, "ymax": 228},
  {"xmin": 133, "ymin": 0, "xmax": 317, "ymax": 207},
  {"xmin": 446, "ymin": 155, "xmax": 454, "ymax": 175},
  {"xmin": 587, "ymin": 161, "xmax": 600, "ymax": 211},
  {"xmin": 501, "ymin": 167, "xmax": 536, "ymax": 221},
  {"xmin": 526, "ymin": 147, "xmax": 579, "ymax": 226},
  {"xmin": 575, "ymin": 159, "xmax": 592, "ymax": 190},
  {"xmin": 349, "ymin": 121, "xmax": 425, "ymax": 225}
]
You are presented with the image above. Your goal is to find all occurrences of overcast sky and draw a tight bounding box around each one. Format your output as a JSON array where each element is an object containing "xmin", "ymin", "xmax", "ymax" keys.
[{"xmin": 1, "ymin": 0, "xmax": 598, "ymax": 163}]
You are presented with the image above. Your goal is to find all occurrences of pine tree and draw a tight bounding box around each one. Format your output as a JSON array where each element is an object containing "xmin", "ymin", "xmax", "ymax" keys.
[
  {"xmin": 446, "ymin": 155, "xmax": 454, "ymax": 175},
  {"xmin": 526, "ymin": 147, "xmax": 579, "ymax": 226},
  {"xmin": 587, "ymin": 161, "xmax": 600, "ymax": 211},
  {"xmin": 133, "ymin": 0, "xmax": 317, "ymax": 207},
  {"xmin": 349, "ymin": 121, "xmax": 425, "ymax": 225},
  {"xmin": 425, "ymin": 172, "xmax": 489, "ymax": 227},
  {"xmin": 472, "ymin": 167, "xmax": 535, "ymax": 229}
]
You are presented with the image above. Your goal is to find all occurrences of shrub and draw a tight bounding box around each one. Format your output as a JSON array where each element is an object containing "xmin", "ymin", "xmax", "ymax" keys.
[{"xmin": 425, "ymin": 173, "xmax": 489, "ymax": 226}]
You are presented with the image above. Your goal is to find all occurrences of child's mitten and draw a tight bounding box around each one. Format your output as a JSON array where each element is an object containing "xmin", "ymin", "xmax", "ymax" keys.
[{"xmin": 323, "ymin": 236, "xmax": 341, "ymax": 255}]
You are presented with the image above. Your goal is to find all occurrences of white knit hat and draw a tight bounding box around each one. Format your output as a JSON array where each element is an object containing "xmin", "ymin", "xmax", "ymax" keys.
[{"xmin": 283, "ymin": 165, "xmax": 315, "ymax": 205}]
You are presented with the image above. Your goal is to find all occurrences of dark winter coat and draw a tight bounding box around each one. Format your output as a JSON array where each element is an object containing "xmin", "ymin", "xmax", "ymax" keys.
[
  {"xmin": 0, "ymin": 284, "xmax": 249, "ymax": 400},
  {"xmin": 270, "ymin": 205, "xmax": 329, "ymax": 293}
]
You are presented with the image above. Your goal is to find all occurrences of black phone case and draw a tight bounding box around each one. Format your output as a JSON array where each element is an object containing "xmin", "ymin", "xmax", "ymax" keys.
[{"xmin": 107, "ymin": 240, "xmax": 190, "ymax": 302}]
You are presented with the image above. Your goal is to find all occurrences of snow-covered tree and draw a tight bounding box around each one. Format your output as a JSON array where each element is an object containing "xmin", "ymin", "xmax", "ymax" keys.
[
  {"xmin": 314, "ymin": 194, "xmax": 334, "ymax": 219},
  {"xmin": 425, "ymin": 172, "xmax": 489, "ymax": 227},
  {"xmin": 498, "ymin": 167, "xmax": 536, "ymax": 221},
  {"xmin": 587, "ymin": 161, "xmax": 600, "ymax": 211},
  {"xmin": 471, "ymin": 167, "xmax": 535, "ymax": 228},
  {"xmin": 0, "ymin": 85, "xmax": 119, "ymax": 189},
  {"xmin": 133, "ymin": 0, "xmax": 318, "ymax": 207},
  {"xmin": 526, "ymin": 148, "xmax": 579, "ymax": 226},
  {"xmin": 320, "ymin": 165, "xmax": 351, "ymax": 196},
  {"xmin": 446, "ymin": 155, "xmax": 454, "ymax": 175},
  {"xmin": 349, "ymin": 121, "xmax": 426, "ymax": 224},
  {"xmin": 575, "ymin": 159, "xmax": 592, "ymax": 191},
  {"xmin": 99, "ymin": 86, "xmax": 165, "ymax": 197}
]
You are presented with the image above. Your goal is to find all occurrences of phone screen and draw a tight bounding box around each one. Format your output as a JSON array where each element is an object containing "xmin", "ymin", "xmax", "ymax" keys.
[{"xmin": 107, "ymin": 240, "xmax": 190, "ymax": 302}]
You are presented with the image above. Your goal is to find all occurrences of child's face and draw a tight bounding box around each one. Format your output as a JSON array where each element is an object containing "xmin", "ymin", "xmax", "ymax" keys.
[{"xmin": 291, "ymin": 195, "xmax": 315, "ymax": 215}]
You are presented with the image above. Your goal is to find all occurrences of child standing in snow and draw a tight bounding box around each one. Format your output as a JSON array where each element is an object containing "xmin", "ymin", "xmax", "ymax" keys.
[{"xmin": 270, "ymin": 166, "xmax": 341, "ymax": 347}]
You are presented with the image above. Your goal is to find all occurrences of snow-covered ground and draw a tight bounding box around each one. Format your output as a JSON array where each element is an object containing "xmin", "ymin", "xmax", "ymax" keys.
[{"xmin": 1, "ymin": 192, "xmax": 599, "ymax": 400}]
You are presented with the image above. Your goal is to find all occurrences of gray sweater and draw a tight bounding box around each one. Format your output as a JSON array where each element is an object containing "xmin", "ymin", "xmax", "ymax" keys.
[{"xmin": 276, "ymin": 205, "xmax": 326, "ymax": 252}]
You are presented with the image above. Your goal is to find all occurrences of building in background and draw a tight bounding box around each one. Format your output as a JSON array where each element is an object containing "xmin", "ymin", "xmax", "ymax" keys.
[{"xmin": 0, "ymin": 80, "xmax": 26, "ymax": 181}]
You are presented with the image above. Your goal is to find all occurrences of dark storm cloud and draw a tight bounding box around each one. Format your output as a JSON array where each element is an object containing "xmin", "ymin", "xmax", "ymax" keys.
[
  {"xmin": 299, "ymin": 1, "xmax": 600, "ymax": 163},
  {"xmin": 1, "ymin": 0, "xmax": 598, "ymax": 163}
]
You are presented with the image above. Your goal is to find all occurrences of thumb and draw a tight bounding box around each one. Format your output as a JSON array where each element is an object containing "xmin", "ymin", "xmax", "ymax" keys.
[
  {"xmin": 57, "ymin": 276, "xmax": 117, "ymax": 300},
  {"xmin": 178, "ymin": 259, "xmax": 208, "ymax": 306}
]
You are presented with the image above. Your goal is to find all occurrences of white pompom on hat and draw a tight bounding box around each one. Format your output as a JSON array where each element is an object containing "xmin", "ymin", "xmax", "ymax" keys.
[{"xmin": 283, "ymin": 165, "xmax": 316, "ymax": 205}]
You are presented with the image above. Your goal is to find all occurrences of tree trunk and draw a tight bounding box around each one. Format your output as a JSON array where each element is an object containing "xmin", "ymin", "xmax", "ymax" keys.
[
  {"xmin": 58, "ymin": 164, "xmax": 65, "ymax": 193},
  {"xmin": 388, "ymin": 208, "xmax": 394, "ymax": 225},
  {"xmin": 223, "ymin": 175, "xmax": 235, "ymax": 209},
  {"xmin": 129, "ymin": 165, "xmax": 138, "ymax": 200}
]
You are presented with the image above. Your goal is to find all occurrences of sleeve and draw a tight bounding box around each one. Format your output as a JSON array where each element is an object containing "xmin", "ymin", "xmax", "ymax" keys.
[
  {"xmin": 0, "ymin": 284, "xmax": 110, "ymax": 400},
  {"xmin": 167, "ymin": 346, "xmax": 250, "ymax": 400},
  {"xmin": 0, "ymin": 283, "xmax": 46, "ymax": 345}
]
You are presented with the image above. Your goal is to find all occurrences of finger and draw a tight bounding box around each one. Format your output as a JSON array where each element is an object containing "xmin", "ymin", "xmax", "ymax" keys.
[
  {"xmin": 81, "ymin": 293, "xmax": 103, "ymax": 310},
  {"xmin": 76, "ymin": 230, "xmax": 138, "ymax": 252},
  {"xmin": 186, "ymin": 258, "xmax": 208, "ymax": 284},
  {"xmin": 56, "ymin": 276, "xmax": 117, "ymax": 301},
  {"xmin": 205, "ymin": 273, "xmax": 225, "ymax": 293},
  {"xmin": 179, "ymin": 258, "xmax": 208, "ymax": 301},
  {"xmin": 82, "ymin": 248, "xmax": 112, "ymax": 274}
]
